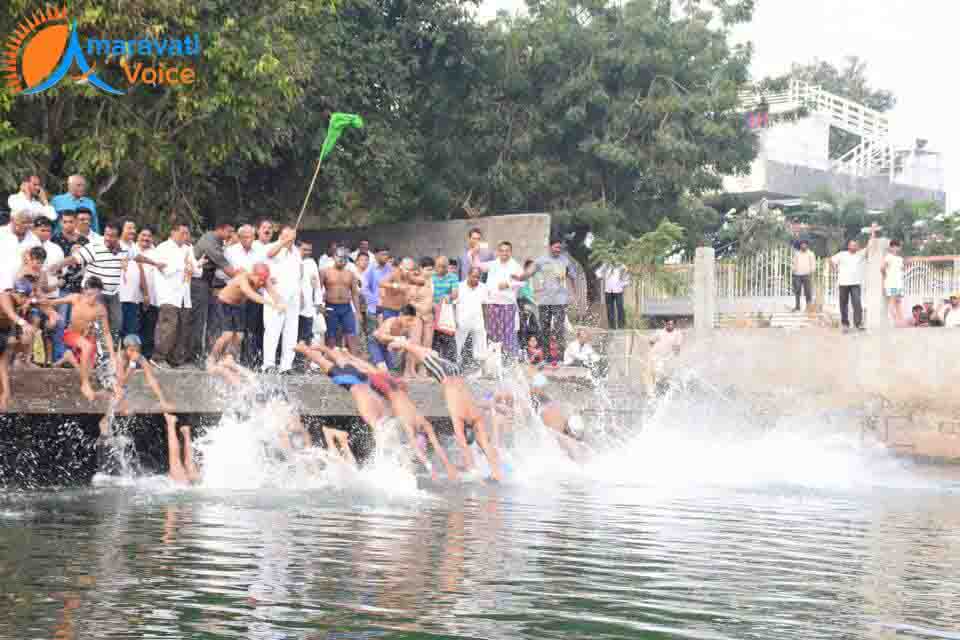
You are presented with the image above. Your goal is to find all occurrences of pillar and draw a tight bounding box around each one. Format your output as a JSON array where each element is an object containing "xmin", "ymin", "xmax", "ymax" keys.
[
  {"xmin": 694, "ymin": 246, "xmax": 716, "ymax": 335},
  {"xmin": 865, "ymin": 237, "xmax": 890, "ymax": 330}
]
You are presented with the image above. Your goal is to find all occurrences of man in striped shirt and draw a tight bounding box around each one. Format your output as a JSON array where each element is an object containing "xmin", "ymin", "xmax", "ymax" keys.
[{"xmin": 55, "ymin": 222, "xmax": 165, "ymax": 344}]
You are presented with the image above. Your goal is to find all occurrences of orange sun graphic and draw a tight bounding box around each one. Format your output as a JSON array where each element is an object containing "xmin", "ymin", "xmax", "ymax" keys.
[{"xmin": 3, "ymin": 7, "xmax": 70, "ymax": 94}]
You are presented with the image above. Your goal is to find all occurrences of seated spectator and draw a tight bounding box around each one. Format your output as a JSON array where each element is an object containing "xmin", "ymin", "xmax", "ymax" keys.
[
  {"xmin": 563, "ymin": 329, "xmax": 597, "ymax": 367},
  {"xmin": 8, "ymin": 175, "xmax": 56, "ymax": 223},
  {"xmin": 545, "ymin": 335, "xmax": 563, "ymax": 366},
  {"xmin": 525, "ymin": 335, "xmax": 544, "ymax": 365},
  {"xmin": 52, "ymin": 175, "xmax": 99, "ymax": 234},
  {"xmin": 945, "ymin": 294, "xmax": 960, "ymax": 328},
  {"xmin": 905, "ymin": 304, "xmax": 927, "ymax": 327}
]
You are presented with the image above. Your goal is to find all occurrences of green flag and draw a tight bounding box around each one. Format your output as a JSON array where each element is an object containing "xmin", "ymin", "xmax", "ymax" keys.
[{"xmin": 319, "ymin": 112, "xmax": 364, "ymax": 163}]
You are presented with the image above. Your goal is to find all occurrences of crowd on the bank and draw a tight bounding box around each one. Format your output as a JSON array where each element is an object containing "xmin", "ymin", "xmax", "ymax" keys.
[
  {"xmin": 792, "ymin": 225, "xmax": 960, "ymax": 331},
  {"xmin": 0, "ymin": 174, "xmax": 637, "ymax": 409}
]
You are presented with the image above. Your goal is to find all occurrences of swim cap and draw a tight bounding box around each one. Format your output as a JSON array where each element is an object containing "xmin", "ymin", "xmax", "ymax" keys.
[
  {"xmin": 252, "ymin": 263, "xmax": 270, "ymax": 280},
  {"xmin": 123, "ymin": 334, "xmax": 142, "ymax": 349},
  {"xmin": 12, "ymin": 278, "xmax": 32, "ymax": 296}
]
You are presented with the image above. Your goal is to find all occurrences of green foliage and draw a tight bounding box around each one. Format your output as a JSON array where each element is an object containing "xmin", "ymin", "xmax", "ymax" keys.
[
  {"xmin": 590, "ymin": 218, "xmax": 686, "ymax": 294},
  {"xmin": 0, "ymin": 0, "xmax": 756, "ymax": 238}
]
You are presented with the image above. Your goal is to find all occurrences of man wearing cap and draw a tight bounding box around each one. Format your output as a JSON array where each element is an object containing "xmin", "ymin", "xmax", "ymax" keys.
[{"xmin": 52, "ymin": 175, "xmax": 99, "ymax": 234}]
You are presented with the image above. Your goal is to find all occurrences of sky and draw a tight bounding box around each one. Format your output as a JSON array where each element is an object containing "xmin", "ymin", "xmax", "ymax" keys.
[{"xmin": 477, "ymin": 0, "xmax": 958, "ymax": 209}]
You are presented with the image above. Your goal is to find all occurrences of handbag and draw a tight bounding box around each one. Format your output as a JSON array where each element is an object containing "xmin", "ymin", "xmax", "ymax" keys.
[{"xmin": 434, "ymin": 301, "xmax": 457, "ymax": 335}]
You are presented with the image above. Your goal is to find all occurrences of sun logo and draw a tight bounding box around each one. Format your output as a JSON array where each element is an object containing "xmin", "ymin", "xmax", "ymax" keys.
[{"xmin": 3, "ymin": 7, "xmax": 123, "ymax": 95}]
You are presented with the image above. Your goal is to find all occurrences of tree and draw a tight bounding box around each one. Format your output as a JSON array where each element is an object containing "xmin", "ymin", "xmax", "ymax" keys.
[
  {"xmin": 589, "ymin": 218, "xmax": 686, "ymax": 317},
  {"xmin": 760, "ymin": 57, "xmax": 896, "ymax": 158}
]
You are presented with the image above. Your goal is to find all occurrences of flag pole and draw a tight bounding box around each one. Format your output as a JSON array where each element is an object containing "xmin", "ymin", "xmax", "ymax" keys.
[{"xmin": 294, "ymin": 155, "xmax": 324, "ymax": 231}]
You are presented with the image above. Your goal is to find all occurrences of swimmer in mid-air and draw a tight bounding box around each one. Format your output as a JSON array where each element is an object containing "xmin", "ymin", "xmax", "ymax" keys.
[{"xmin": 386, "ymin": 338, "xmax": 503, "ymax": 482}]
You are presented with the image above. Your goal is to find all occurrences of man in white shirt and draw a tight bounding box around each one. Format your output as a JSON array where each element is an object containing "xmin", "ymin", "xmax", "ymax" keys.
[
  {"xmin": 149, "ymin": 223, "xmax": 204, "ymax": 368},
  {"xmin": 251, "ymin": 219, "xmax": 274, "ymax": 256},
  {"xmin": 296, "ymin": 239, "xmax": 322, "ymax": 367},
  {"xmin": 830, "ymin": 225, "xmax": 877, "ymax": 333},
  {"xmin": 134, "ymin": 228, "xmax": 160, "ymax": 360},
  {"xmin": 455, "ymin": 267, "xmax": 488, "ymax": 369},
  {"xmin": 30, "ymin": 218, "xmax": 65, "ymax": 358},
  {"xmin": 227, "ymin": 224, "xmax": 266, "ymax": 367},
  {"xmin": 0, "ymin": 211, "xmax": 41, "ymax": 292},
  {"xmin": 791, "ymin": 240, "xmax": 816, "ymax": 312},
  {"xmin": 263, "ymin": 226, "xmax": 302, "ymax": 372},
  {"xmin": 596, "ymin": 262, "xmax": 629, "ymax": 329},
  {"xmin": 7, "ymin": 175, "xmax": 57, "ymax": 223},
  {"xmin": 475, "ymin": 240, "xmax": 524, "ymax": 359},
  {"xmin": 563, "ymin": 329, "xmax": 598, "ymax": 366}
]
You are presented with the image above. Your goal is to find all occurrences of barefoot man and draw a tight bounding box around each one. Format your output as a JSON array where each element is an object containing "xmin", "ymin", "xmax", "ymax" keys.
[
  {"xmin": 207, "ymin": 263, "xmax": 285, "ymax": 368},
  {"xmin": 369, "ymin": 304, "xmax": 419, "ymax": 370},
  {"xmin": 46, "ymin": 276, "xmax": 116, "ymax": 401},
  {"xmin": 321, "ymin": 248, "xmax": 361, "ymax": 354},
  {"xmin": 0, "ymin": 277, "xmax": 54, "ymax": 409},
  {"xmin": 387, "ymin": 338, "xmax": 504, "ymax": 482}
]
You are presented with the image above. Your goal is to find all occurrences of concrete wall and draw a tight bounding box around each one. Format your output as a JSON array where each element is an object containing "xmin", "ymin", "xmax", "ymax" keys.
[{"xmin": 300, "ymin": 213, "xmax": 552, "ymax": 264}]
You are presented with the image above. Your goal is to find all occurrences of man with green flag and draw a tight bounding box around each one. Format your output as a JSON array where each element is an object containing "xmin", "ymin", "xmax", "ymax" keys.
[{"xmin": 295, "ymin": 113, "xmax": 364, "ymax": 229}]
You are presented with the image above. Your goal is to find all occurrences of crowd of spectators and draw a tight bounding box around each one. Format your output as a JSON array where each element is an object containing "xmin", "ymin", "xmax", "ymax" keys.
[{"xmin": 0, "ymin": 178, "xmax": 608, "ymax": 404}]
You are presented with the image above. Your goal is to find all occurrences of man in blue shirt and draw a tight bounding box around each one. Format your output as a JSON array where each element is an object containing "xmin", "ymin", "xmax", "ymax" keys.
[
  {"xmin": 361, "ymin": 246, "xmax": 393, "ymax": 320},
  {"xmin": 51, "ymin": 174, "xmax": 99, "ymax": 234}
]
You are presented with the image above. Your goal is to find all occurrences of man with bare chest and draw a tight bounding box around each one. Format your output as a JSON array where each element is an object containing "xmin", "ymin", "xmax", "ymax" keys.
[
  {"xmin": 321, "ymin": 248, "xmax": 361, "ymax": 353},
  {"xmin": 207, "ymin": 263, "xmax": 285, "ymax": 368},
  {"xmin": 47, "ymin": 276, "xmax": 116, "ymax": 402},
  {"xmin": 378, "ymin": 257, "xmax": 413, "ymax": 317}
]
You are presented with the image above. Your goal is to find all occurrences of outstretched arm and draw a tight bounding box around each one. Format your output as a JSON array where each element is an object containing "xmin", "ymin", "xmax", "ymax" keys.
[
  {"xmin": 99, "ymin": 304, "xmax": 116, "ymax": 358},
  {"xmin": 238, "ymin": 276, "xmax": 269, "ymax": 306}
]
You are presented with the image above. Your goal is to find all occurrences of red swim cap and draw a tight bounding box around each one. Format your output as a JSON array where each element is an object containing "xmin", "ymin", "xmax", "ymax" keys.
[{"xmin": 252, "ymin": 263, "xmax": 270, "ymax": 279}]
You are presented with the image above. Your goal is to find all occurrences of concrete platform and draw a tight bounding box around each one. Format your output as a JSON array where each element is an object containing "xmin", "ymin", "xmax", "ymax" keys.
[{"xmin": 4, "ymin": 369, "xmax": 457, "ymax": 416}]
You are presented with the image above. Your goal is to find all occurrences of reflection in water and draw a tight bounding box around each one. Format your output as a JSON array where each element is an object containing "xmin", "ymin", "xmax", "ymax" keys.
[{"xmin": 2, "ymin": 479, "xmax": 958, "ymax": 640}]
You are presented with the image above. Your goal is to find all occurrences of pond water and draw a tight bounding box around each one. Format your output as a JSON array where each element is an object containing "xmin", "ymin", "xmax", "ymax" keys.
[{"xmin": 1, "ymin": 392, "xmax": 959, "ymax": 639}]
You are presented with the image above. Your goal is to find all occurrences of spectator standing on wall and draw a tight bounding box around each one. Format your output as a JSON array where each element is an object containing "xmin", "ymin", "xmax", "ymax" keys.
[
  {"xmin": 432, "ymin": 255, "xmax": 459, "ymax": 361},
  {"xmin": 8, "ymin": 175, "xmax": 56, "ymax": 223},
  {"xmin": 50, "ymin": 210, "xmax": 87, "ymax": 362},
  {"xmin": 52, "ymin": 175, "xmax": 99, "ymax": 234},
  {"xmin": 149, "ymin": 223, "xmax": 203, "ymax": 368},
  {"xmin": 117, "ymin": 223, "xmax": 149, "ymax": 343},
  {"xmin": 262, "ymin": 226, "xmax": 302, "ymax": 373},
  {"xmin": 252, "ymin": 219, "xmax": 274, "ymax": 256},
  {"xmin": 135, "ymin": 228, "xmax": 159, "ymax": 360},
  {"xmin": 361, "ymin": 247, "xmax": 393, "ymax": 356},
  {"xmin": 0, "ymin": 212, "xmax": 40, "ymax": 292},
  {"xmin": 518, "ymin": 238, "xmax": 578, "ymax": 355},
  {"xmin": 791, "ymin": 240, "xmax": 816, "ymax": 313},
  {"xmin": 32, "ymin": 218, "xmax": 65, "ymax": 360},
  {"xmin": 455, "ymin": 267, "xmax": 488, "ymax": 371},
  {"xmin": 297, "ymin": 239, "xmax": 322, "ymax": 368},
  {"xmin": 460, "ymin": 227, "xmax": 494, "ymax": 281},
  {"xmin": 596, "ymin": 262, "xmax": 629, "ymax": 330},
  {"xmin": 475, "ymin": 240, "xmax": 524, "ymax": 359},
  {"xmin": 881, "ymin": 239, "xmax": 905, "ymax": 326},
  {"xmin": 830, "ymin": 225, "xmax": 877, "ymax": 333},
  {"xmin": 190, "ymin": 222, "xmax": 237, "ymax": 364}
]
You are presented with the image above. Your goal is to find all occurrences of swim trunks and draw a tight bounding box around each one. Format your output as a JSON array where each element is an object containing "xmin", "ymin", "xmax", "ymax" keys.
[
  {"xmin": 64, "ymin": 328, "xmax": 96, "ymax": 365},
  {"xmin": 368, "ymin": 371, "xmax": 406, "ymax": 397},
  {"xmin": 325, "ymin": 303, "xmax": 357, "ymax": 338},
  {"xmin": 328, "ymin": 364, "xmax": 367, "ymax": 390},
  {"xmin": 222, "ymin": 302, "xmax": 245, "ymax": 333},
  {"xmin": 422, "ymin": 352, "xmax": 461, "ymax": 384}
]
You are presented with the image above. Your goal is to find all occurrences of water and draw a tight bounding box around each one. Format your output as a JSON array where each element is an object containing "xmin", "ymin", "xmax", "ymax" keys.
[{"xmin": 2, "ymin": 382, "xmax": 959, "ymax": 639}]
